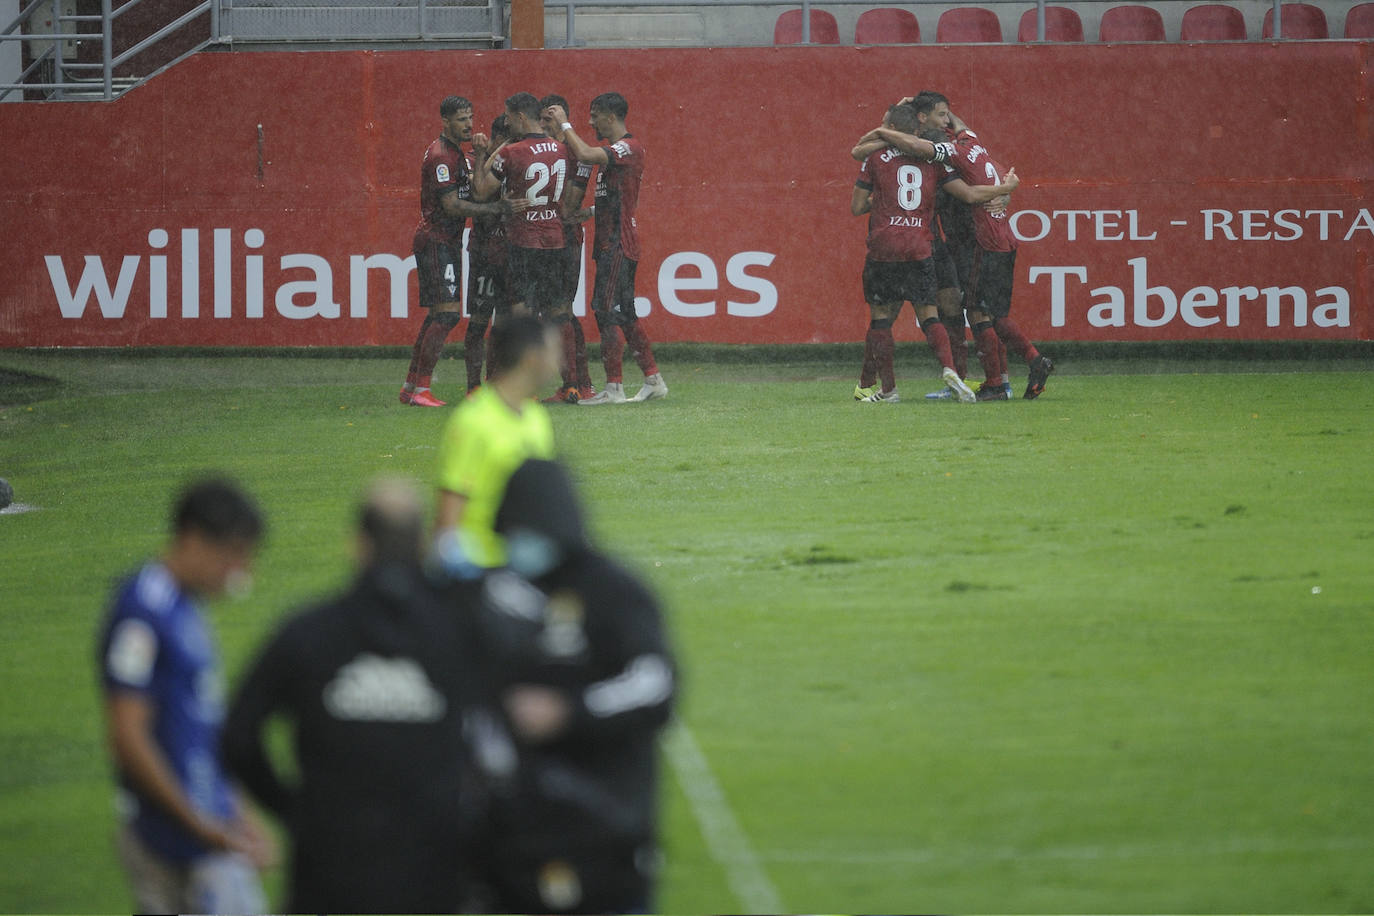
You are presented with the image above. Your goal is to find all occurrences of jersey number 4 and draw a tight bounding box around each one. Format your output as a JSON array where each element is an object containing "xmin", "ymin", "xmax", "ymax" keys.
[{"xmin": 525, "ymin": 160, "xmax": 567, "ymax": 206}]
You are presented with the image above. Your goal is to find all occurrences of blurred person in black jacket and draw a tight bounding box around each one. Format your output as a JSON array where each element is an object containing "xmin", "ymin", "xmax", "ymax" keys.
[
  {"xmin": 471, "ymin": 458, "xmax": 677, "ymax": 913},
  {"xmin": 220, "ymin": 477, "xmax": 481, "ymax": 913}
]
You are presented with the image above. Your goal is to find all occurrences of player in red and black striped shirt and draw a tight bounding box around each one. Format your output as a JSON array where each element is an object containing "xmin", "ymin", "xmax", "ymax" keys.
[
  {"xmin": 851, "ymin": 103, "xmax": 1017, "ymax": 403},
  {"xmin": 856, "ymin": 93, "xmax": 1037, "ymax": 400},
  {"xmin": 462, "ymin": 113, "xmax": 518, "ymax": 395},
  {"xmin": 939, "ymin": 104, "xmax": 1055, "ymax": 399},
  {"xmin": 402, "ymin": 96, "xmax": 523, "ymax": 408},
  {"xmin": 474, "ymin": 93, "xmax": 568, "ymax": 320},
  {"xmin": 538, "ymin": 93, "xmax": 596, "ymax": 404},
  {"xmin": 545, "ymin": 93, "xmax": 667, "ymax": 405}
]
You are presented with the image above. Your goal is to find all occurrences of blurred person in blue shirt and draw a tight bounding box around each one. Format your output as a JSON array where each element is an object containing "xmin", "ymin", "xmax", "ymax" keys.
[{"xmin": 96, "ymin": 476, "xmax": 273, "ymax": 913}]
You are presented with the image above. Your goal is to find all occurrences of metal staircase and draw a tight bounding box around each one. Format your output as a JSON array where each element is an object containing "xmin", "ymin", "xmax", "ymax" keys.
[{"xmin": 1, "ymin": 0, "xmax": 506, "ymax": 101}]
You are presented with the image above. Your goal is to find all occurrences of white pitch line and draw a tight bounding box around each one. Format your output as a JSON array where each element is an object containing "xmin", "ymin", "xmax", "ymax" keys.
[{"xmin": 664, "ymin": 721, "xmax": 783, "ymax": 914}]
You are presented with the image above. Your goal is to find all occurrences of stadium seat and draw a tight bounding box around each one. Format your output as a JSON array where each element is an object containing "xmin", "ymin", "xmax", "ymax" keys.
[
  {"xmin": 1098, "ymin": 4, "xmax": 1166, "ymax": 40},
  {"xmin": 1261, "ymin": 3, "xmax": 1327, "ymax": 37},
  {"xmin": 1346, "ymin": 2, "xmax": 1374, "ymax": 37},
  {"xmin": 1017, "ymin": 5, "xmax": 1084, "ymax": 41},
  {"xmin": 855, "ymin": 7, "xmax": 921, "ymax": 44},
  {"xmin": 774, "ymin": 8, "xmax": 841, "ymax": 44},
  {"xmin": 1179, "ymin": 4, "xmax": 1247, "ymax": 40},
  {"xmin": 935, "ymin": 6, "xmax": 1002, "ymax": 42}
]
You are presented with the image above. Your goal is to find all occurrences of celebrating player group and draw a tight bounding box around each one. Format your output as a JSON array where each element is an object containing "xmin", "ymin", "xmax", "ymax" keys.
[
  {"xmin": 400, "ymin": 91, "xmax": 667, "ymax": 408},
  {"xmin": 850, "ymin": 90, "xmax": 1055, "ymax": 403}
]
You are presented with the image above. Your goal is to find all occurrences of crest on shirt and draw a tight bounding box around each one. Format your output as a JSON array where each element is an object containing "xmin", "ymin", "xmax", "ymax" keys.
[
  {"xmin": 322, "ymin": 653, "xmax": 447, "ymax": 722},
  {"xmin": 436, "ymin": 163, "xmax": 451, "ymax": 183},
  {"xmin": 106, "ymin": 618, "xmax": 157, "ymax": 686},
  {"xmin": 539, "ymin": 589, "xmax": 588, "ymax": 658},
  {"xmin": 538, "ymin": 860, "xmax": 582, "ymax": 910}
]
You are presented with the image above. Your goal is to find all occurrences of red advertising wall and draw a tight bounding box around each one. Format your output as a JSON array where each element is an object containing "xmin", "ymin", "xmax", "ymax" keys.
[{"xmin": 1, "ymin": 43, "xmax": 1370, "ymax": 347}]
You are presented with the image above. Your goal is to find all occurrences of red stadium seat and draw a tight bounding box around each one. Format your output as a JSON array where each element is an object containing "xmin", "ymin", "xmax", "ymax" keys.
[
  {"xmin": 1346, "ymin": 2, "xmax": 1374, "ymax": 37},
  {"xmin": 1098, "ymin": 4, "xmax": 1166, "ymax": 40},
  {"xmin": 1179, "ymin": 4, "xmax": 1247, "ymax": 40},
  {"xmin": 855, "ymin": 7, "xmax": 921, "ymax": 44},
  {"xmin": 935, "ymin": 6, "xmax": 1003, "ymax": 42},
  {"xmin": 1018, "ymin": 5, "xmax": 1085, "ymax": 41},
  {"xmin": 1262, "ymin": 3, "xmax": 1328, "ymax": 37},
  {"xmin": 774, "ymin": 8, "xmax": 841, "ymax": 44}
]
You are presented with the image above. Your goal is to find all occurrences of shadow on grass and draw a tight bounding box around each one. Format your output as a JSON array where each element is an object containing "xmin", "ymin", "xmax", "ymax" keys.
[{"xmin": 0, "ymin": 367, "xmax": 62, "ymax": 406}]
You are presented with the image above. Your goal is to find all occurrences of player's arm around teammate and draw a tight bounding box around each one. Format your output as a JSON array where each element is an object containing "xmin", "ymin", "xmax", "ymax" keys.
[
  {"xmin": 454, "ymin": 133, "xmax": 532, "ymax": 222},
  {"xmin": 852, "ymin": 125, "xmax": 955, "ymax": 163},
  {"xmin": 941, "ymin": 166, "xmax": 1019, "ymax": 204},
  {"xmin": 851, "ymin": 104, "xmax": 975, "ymax": 404}
]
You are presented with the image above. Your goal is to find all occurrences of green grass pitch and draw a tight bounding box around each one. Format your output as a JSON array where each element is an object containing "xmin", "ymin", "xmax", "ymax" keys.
[{"xmin": 1, "ymin": 347, "xmax": 1372, "ymax": 913}]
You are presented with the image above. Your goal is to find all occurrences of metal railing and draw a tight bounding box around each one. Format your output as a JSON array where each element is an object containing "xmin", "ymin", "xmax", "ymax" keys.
[
  {"xmin": 218, "ymin": 0, "xmax": 504, "ymax": 45},
  {"xmin": 543, "ymin": 0, "xmax": 1333, "ymax": 46},
  {"xmin": 2, "ymin": 0, "xmax": 215, "ymax": 99},
  {"xmin": 0, "ymin": 0, "xmax": 1341, "ymax": 100},
  {"xmin": 2, "ymin": 0, "xmax": 504, "ymax": 101}
]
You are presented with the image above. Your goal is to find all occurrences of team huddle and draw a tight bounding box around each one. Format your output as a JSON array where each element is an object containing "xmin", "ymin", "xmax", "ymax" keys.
[
  {"xmin": 400, "ymin": 91, "xmax": 667, "ymax": 408},
  {"xmin": 850, "ymin": 90, "xmax": 1055, "ymax": 403},
  {"xmin": 398, "ymin": 88, "xmax": 1055, "ymax": 410}
]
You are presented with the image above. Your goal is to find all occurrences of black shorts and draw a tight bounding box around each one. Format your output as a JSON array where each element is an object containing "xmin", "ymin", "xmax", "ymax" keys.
[
  {"xmin": 508, "ymin": 246, "xmax": 565, "ymax": 315},
  {"xmin": 963, "ymin": 247, "xmax": 1017, "ymax": 318},
  {"xmin": 591, "ymin": 250, "xmax": 639, "ymax": 327},
  {"xmin": 862, "ymin": 257, "xmax": 937, "ymax": 307},
  {"xmin": 415, "ymin": 238, "xmax": 463, "ymax": 309},
  {"xmin": 556, "ymin": 243, "xmax": 582, "ymax": 307},
  {"xmin": 930, "ymin": 236, "xmax": 960, "ymax": 294},
  {"xmin": 949, "ymin": 237, "xmax": 975, "ymax": 296},
  {"xmin": 467, "ymin": 251, "xmax": 511, "ymax": 322}
]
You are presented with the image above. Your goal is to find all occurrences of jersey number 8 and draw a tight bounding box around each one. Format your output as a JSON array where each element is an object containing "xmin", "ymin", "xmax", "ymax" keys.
[{"xmin": 896, "ymin": 165, "xmax": 923, "ymax": 211}]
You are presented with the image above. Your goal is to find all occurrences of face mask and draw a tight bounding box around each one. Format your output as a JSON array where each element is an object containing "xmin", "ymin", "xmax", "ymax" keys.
[
  {"xmin": 505, "ymin": 529, "xmax": 562, "ymax": 579},
  {"xmin": 223, "ymin": 569, "xmax": 254, "ymax": 600}
]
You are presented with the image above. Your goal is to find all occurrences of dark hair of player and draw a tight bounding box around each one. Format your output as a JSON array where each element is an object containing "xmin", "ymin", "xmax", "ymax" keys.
[
  {"xmin": 539, "ymin": 94, "xmax": 570, "ymax": 115},
  {"xmin": 909, "ymin": 94, "xmax": 946, "ymax": 120},
  {"xmin": 912, "ymin": 89, "xmax": 949, "ymax": 107},
  {"xmin": 488, "ymin": 314, "xmax": 551, "ymax": 376},
  {"xmin": 440, "ymin": 96, "xmax": 473, "ymax": 118},
  {"xmin": 491, "ymin": 113, "xmax": 511, "ymax": 143},
  {"xmin": 172, "ymin": 477, "xmax": 264, "ymax": 543},
  {"xmin": 590, "ymin": 92, "xmax": 628, "ymax": 121},
  {"xmin": 505, "ymin": 92, "xmax": 541, "ymax": 121},
  {"xmin": 887, "ymin": 103, "xmax": 920, "ymax": 134}
]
